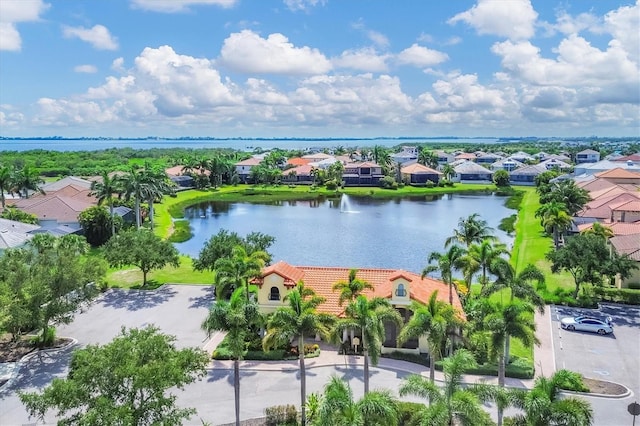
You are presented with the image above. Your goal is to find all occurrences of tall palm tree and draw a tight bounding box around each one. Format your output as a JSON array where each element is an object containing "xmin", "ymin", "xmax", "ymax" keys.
[
  {"xmin": 13, "ymin": 165, "xmax": 44, "ymax": 199},
  {"xmin": 120, "ymin": 166, "xmax": 147, "ymax": 229},
  {"xmin": 510, "ymin": 369, "xmax": 593, "ymax": 425},
  {"xmin": 332, "ymin": 269, "xmax": 374, "ymax": 306},
  {"xmin": 418, "ymin": 150, "xmax": 439, "ymax": 169},
  {"xmin": 89, "ymin": 171, "xmax": 121, "ymax": 237},
  {"xmin": 263, "ymin": 282, "xmax": 333, "ymax": 426},
  {"xmin": 397, "ymin": 291, "xmax": 459, "ymax": 384},
  {"xmin": 201, "ymin": 287, "xmax": 260, "ymax": 426},
  {"xmin": 314, "ymin": 376, "xmax": 399, "ymax": 426},
  {"xmin": 445, "ymin": 213, "xmax": 496, "ymax": 248},
  {"xmin": 467, "ymin": 239, "xmax": 509, "ymax": 293},
  {"xmin": 471, "ymin": 384, "xmax": 518, "ymax": 426},
  {"xmin": 399, "ymin": 349, "xmax": 493, "ymax": 426},
  {"xmin": 331, "ymin": 296, "xmax": 402, "ymax": 394},
  {"xmin": 213, "ymin": 245, "xmax": 269, "ymax": 301},
  {"xmin": 423, "ymin": 245, "xmax": 466, "ymax": 306},
  {"xmin": 141, "ymin": 165, "xmax": 175, "ymax": 231},
  {"xmin": 0, "ymin": 165, "xmax": 13, "ymax": 208},
  {"xmin": 484, "ymin": 300, "xmax": 538, "ymax": 422},
  {"xmin": 542, "ymin": 210, "xmax": 573, "ymax": 249},
  {"xmin": 541, "ymin": 180, "xmax": 590, "ymax": 216},
  {"xmin": 207, "ymin": 154, "xmax": 228, "ymax": 188}
]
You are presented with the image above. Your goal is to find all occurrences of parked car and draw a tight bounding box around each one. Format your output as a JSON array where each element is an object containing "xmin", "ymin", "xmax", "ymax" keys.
[{"xmin": 560, "ymin": 315, "xmax": 614, "ymax": 335}]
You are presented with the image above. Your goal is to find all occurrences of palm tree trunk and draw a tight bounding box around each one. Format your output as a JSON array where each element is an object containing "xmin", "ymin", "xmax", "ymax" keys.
[
  {"xmin": 363, "ymin": 325, "xmax": 369, "ymax": 395},
  {"xmin": 498, "ymin": 344, "xmax": 506, "ymax": 387},
  {"xmin": 234, "ymin": 359, "xmax": 240, "ymax": 426},
  {"xmin": 135, "ymin": 197, "xmax": 141, "ymax": 229},
  {"xmin": 299, "ymin": 334, "xmax": 306, "ymax": 426},
  {"xmin": 448, "ymin": 280, "xmax": 453, "ymax": 305},
  {"xmin": 148, "ymin": 199, "xmax": 155, "ymax": 230},
  {"xmin": 505, "ymin": 336, "xmax": 511, "ymax": 365},
  {"xmin": 429, "ymin": 350, "xmax": 436, "ymax": 384},
  {"xmin": 109, "ymin": 201, "xmax": 115, "ymax": 236}
]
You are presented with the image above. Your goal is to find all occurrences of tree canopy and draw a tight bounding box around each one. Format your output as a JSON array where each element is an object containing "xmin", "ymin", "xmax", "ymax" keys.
[
  {"xmin": 19, "ymin": 326, "xmax": 209, "ymax": 426},
  {"xmin": 192, "ymin": 229, "xmax": 275, "ymax": 272}
]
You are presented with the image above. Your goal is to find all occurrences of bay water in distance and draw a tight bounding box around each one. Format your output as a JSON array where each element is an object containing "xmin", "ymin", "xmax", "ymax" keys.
[{"xmin": 0, "ymin": 137, "xmax": 501, "ymax": 152}]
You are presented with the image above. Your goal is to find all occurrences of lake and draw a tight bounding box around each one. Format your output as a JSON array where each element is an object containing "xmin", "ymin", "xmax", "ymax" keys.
[{"xmin": 175, "ymin": 193, "xmax": 514, "ymax": 273}]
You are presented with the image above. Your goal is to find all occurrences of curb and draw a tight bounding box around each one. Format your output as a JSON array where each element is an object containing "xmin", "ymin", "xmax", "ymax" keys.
[
  {"xmin": 0, "ymin": 337, "xmax": 77, "ymax": 394},
  {"xmin": 561, "ymin": 385, "xmax": 633, "ymax": 400}
]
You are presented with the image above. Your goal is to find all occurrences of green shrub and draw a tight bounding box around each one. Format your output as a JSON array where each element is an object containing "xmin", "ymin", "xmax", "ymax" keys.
[
  {"xmin": 555, "ymin": 369, "xmax": 590, "ymax": 392},
  {"xmin": 31, "ymin": 326, "xmax": 56, "ymax": 348},
  {"xmin": 434, "ymin": 356, "xmax": 534, "ymax": 379},
  {"xmin": 425, "ymin": 180, "xmax": 435, "ymax": 188},
  {"xmin": 265, "ymin": 404, "xmax": 298, "ymax": 426},
  {"xmin": 398, "ymin": 401, "xmax": 426, "ymax": 426},
  {"xmin": 628, "ymin": 282, "xmax": 640, "ymax": 290},
  {"xmin": 593, "ymin": 287, "xmax": 640, "ymax": 304},
  {"xmin": 498, "ymin": 214, "xmax": 517, "ymax": 234},
  {"xmin": 381, "ymin": 351, "xmax": 430, "ymax": 367},
  {"xmin": 379, "ymin": 176, "xmax": 398, "ymax": 189},
  {"xmin": 325, "ymin": 179, "xmax": 339, "ymax": 190},
  {"xmin": 505, "ymin": 190, "xmax": 524, "ymax": 209}
]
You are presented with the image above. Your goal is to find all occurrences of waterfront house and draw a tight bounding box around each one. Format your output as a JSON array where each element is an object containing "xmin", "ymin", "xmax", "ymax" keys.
[
  {"xmin": 401, "ymin": 163, "xmax": 443, "ymax": 185},
  {"xmin": 454, "ymin": 152, "xmax": 477, "ymax": 162},
  {"xmin": 539, "ymin": 158, "xmax": 573, "ymax": 171},
  {"xmin": 342, "ymin": 161, "xmax": 384, "ymax": 186},
  {"xmin": 0, "ymin": 218, "xmax": 40, "ymax": 250},
  {"xmin": 609, "ymin": 235, "xmax": 640, "ymax": 289},
  {"xmin": 451, "ymin": 161, "xmax": 493, "ymax": 183},
  {"xmin": 509, "ymin": 164, "xmax": 547, "ymax": 185},
  {"xmin": 576, "ymin": 149, "xmax": 601, "ymax": 164},
  {"xmin": 281, "ymin": 164, "xmax": 314, "ymax": 184},
  {"xmin": 491, "ymin": 158, "xmax": 524, "ymax": 172},
  {"xmin": 301, "ymin": 152, "xmax": 336, "ymax": 163},
  {"xmin": 594, "ymin": 168, "xmax": 640, "ymax": 185},
  {"xmin": 508, "ymin": 151, "xmax": 535, "ymax": 163},
  {"xmin": 235, "ymin": 157, "xmax": 262, "ymax": 183},
  {"xmin": 475, "ymin": 152, "xmax": 503, "ymax": 165},
  {"xmin": 574, "ymin": 160, "xmax": 640, "ymax": 176},
  {"xmin": 253, "ymin": 261, "xmax": 464, "ymax": 354},
  {"xmin": 435, "ymin": 151, "xmax": 455, "ymax": 165},
  {"xmin": 392, "ymin": 146, "xmax": 419, "ymax": 165}
]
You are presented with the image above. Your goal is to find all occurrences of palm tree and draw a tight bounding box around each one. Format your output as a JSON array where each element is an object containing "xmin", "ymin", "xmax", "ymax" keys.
[
  {"xmin": 467, "ymin": 239, "xmax": 510, "ymax": 294},
  {"xmin": 541, "ymin": 180, "xmax": 590, "ymax": 216},
  {"xmin": 509, "ymin": 369, "xmax": 593, "ymax": 425},
  {"xmin": 399, "ymin": 349, "xmax": 493, "ymax": 426},
  {"xmin": 141, "ymin": 165, "xmax": 175, "ymax": 231},
  {"xmin": 331, "ymin": 296, "xmax": 402, "ymax": 394},
  {"xmin": 397, "ymin": 291, "xmax": 459, "ymax": 384},
  {"xmin": 213, "ymin": 245, "xmax": 269, "ymax": 301},
  {"xmin": 207, "ymin": 154, "xmax": 229, "ymax": 188},
  {"xmin": 484, "ymin": 301, "xmax": 538, "ymax": 409},
  {"xmin": 314, "ymin": 376, "xmax": 399, "ymax": 426},
  {"xmin": 445, "ymin": 213, "xmax": 496, "ymax": 248},
  {"xmin": 89, "ymin": 171, "xmax": 121, "ymax": 237},
  {"xmin": 423, "ymin": 245, "xmax": 466, "ymax": 306},
  {"xmin": 263, "ymin": 282, "xmax": 333, "ymax": 426},
  {"xmin": 201, "ymin": 287, "xmax": 260, "ymax": 426},
  {"xmin": 332, "ymin": 269, "xmax": 374, "ymax": 306},
  {"xmin": 120, "ymin": 166, "xmax": 147, "ymax": 229},
  {"xmin": 0, "ymin": 165, "xmax": 13, "ymax": 208},
  {"xmin": 470, "ymin": 384, "xmax": 518, "ymax": 426},
  {"xmin": 418, "ymin": 150, "xmax": 439, "ymax": 169},
  {"xmin": 441, "ymin": 163, "xmax": 455, "ymax": 181},
  {"xmin": 542, "ymin": 210, "xmax": 573, "ymax": 249},
  {"xmin": 13, "ymin": 165, "xmax": 44, "ymax": 199},
  {"xmin": 582, "ymin": 222, "xmax": 614, "ymax": 240}
]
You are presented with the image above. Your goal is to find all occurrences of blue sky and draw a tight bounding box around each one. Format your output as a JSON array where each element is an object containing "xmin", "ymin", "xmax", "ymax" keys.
[{"xmin": 0, "ymin": 0, "xmax": 638, "ymax": 138}]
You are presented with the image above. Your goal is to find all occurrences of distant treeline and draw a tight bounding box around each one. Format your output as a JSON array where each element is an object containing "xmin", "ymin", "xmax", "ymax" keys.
[{"xmin": 0, "ymin": 141, "xmax": 638, "ymax": 179}]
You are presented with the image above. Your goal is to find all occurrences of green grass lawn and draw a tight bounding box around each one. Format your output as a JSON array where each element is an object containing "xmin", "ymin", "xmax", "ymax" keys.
[{"xmin": 106, "ymin": 255, "xmax": 212, "ymax": 289}]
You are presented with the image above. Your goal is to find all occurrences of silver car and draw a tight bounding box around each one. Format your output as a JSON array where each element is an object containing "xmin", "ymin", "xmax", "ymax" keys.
[{"xmin": 560, "ymin": 315, "xmax": 614, "ymax": 335}]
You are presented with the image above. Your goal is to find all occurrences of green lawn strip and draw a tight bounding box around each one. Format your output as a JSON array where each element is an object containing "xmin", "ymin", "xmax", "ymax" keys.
[{"xmin": 106, "ymin": 255, "xmax": 212, "ymax": 289}]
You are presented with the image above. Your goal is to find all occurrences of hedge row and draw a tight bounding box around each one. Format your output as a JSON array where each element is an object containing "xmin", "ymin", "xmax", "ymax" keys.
[{"xmin": 594, "ymin": 287, "xmax": 640, "ymax": 305}]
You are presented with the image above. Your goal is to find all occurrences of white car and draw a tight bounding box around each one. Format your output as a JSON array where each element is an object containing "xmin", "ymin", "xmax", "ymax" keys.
[{"xmin": 560, "ymin": 315, "xmax": 614, "ymax": 335}]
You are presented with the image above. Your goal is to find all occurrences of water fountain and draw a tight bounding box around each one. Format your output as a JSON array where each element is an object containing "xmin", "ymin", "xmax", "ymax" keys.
[{"xmin": 339, "ymin": 194, "xmax": 356, "ymax": 213}]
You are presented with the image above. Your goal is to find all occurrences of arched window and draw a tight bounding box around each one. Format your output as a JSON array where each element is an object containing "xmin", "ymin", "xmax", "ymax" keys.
[
  {"xmin": 395, "ymin": 283, "xmax": 407, "ymax": 297},
  {"xmin": 269, "ymin": 287, "xmax": 280, "ymax": 301}
]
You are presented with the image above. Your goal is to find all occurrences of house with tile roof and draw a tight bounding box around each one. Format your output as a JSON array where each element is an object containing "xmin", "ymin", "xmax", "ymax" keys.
[
  {"xmin": 508, "ymin": 151, "xmax": 535, "ymax": 163},
  {"xmin": 509, "ymin": 164, "xmax": 547, "ymax": 185},
  {"xmin": 282, "ymin": 164, "xmax": 314, "ymax": 184},
  {"xmin": 574, "ymin": 160, "xmax": 640, "ymax": 176},
  {"xmin": 0, "ymin": 218, "xmax": 40, "ymax": 250},
  {"xmin": 253, "ymin": 261, "xmax": 464, "ymax": 354},
  {"xmin": 491, "ymin": 158, "xmax": 524, "ymax": 172},
  {"xmin": 613, "ymin": 153, "xmax": 640, "ymax": 163},
  {"xmin": 611, "ymin": 200, "xmax": 640, "ymax": 223},
  {"xmin": 578, "ymin": 192, "xmax": 640, "ymax": 220},
  {"xmin": 42, "ymin": 176, "xmax": 92, "ymax": 192},
  {"xmin": 401, "ymin": 163, "xmax": 442, "ymax": 185},
  {"xmin": 235, "ymin": 156, "xmax": 263, "ymax": 183},
  {"xmin": 609, "ymin": 234, "xmax": 640, "ymax": 288},
  {"xmin": 454, "ymin": 152, "xmax": 477, "ymax": 162},
  {"xmin": 540, "ymin": 158, "xmax": 573, "ymax": 171},
  {"xmin": 575, "ymin": 149, "xmax": 601, "ymax": 164},
  {"xmin": 451, "ymin": 160, "xmax": 493, "ymax": 183},
  {"xmin": 342, "ymin": 162, "xmax": 384, "ymax": 186},
  {"xmin": 475, "ymin": 153, "xmax": 504, "ymax": 165},
  {"xmin": 594, "ymin": 168, "xmax": 640, "ymax": 184}
]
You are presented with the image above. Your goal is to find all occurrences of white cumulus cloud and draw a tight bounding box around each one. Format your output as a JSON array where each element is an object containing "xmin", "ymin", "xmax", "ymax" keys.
[
  {"xmin": 283, "ymin": 0, "xmax": 326, "ymax": 12},
  {"xmin": 62, "ymin": 25, "xmax": 119, "ymax": 50},
  {"xmin": 448, "ymin": 0, "xmax": 538, "ymax": 40},
  {"xmin": 0, "ymin": 0, "xmax": 49, "ymax": 51},
  {"xmin": 396, "ymin": 44, "xmax": 449, "ymax": 68},
  {"xmin": 332, "ymin": 48, "xmax": 390, "ymax": 72},
  {"xmin": 218, "ymin": 30, "xmax": 332, "ymax": 75},
  {"xmin": 130, "ymin": 0, "xmax": 237, "ymax": 13},
  {"xmin": 74, "ymin": 64, "xmax": 98, "ymax": 73}
]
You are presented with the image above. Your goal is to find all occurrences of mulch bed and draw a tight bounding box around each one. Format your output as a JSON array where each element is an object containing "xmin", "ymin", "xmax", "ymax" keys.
[
  {"xmin": 0, "ymin": 335, "xmax": 72, "ymax": 363},
  {"xmin": 583, "ymin": 377, "xmax": 628, "ymax": 396}
]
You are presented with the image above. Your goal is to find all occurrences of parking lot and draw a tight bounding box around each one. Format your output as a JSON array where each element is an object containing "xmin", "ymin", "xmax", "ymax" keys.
[{"xmin": 551, "ymin": 304, "xmax": 640, "ymax": 392}]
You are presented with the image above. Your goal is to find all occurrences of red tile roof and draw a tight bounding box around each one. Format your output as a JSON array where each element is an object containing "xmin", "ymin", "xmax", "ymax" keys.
[
  {"xmin": 287, "ymin": 157, "xmax": 312, "ymax": 166},
  {"xmin": 401, "ymin": 163, "xmax": 443, "ymax": 175},
  {"xmin": 257, "ymin": 262, "xmax": 464, "ymax": 317},
  {"xmin": 282, "ymin": 164, "xmax": 313, "ymax": 176},
  {"xmin": 609, "ymin": 234, "xmax": 640, "ymax": 261},
  {"xmin": 595, "ymin": 168, "xmax": 640, "ymax": 180},
  {"xmin": 455, "ymin": 153, "xmax": 477, "ymax": 160},
  {"xmin": 235, "ymin": 157, "xmax": 262, "ymax": 166}
]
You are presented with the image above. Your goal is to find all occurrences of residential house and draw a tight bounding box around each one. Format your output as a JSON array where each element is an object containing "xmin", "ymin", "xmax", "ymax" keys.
[
  {"xmin": 235, "ymin": 157, "xmax": 263, "ymax": 183},
  {"xmin": 401, "ymin": 163, "xmax": 442, "ymax": 185},
  {"xmin": 539, "ymin": 158, "xmax": 573, "ymax": 171},
  {"xmin": 594, "ymin": 168, "xmax": 640, "ymax": 185},
  {"xmin": 475, "ymin": 153, "xmax": 503, "ymax": 165},
  {"xmin": 301, "ymin": 152, "xmax": 336, "ymax": 163},
  {"xmin": 611, "ymin": 200, "xmax": 640, "ymax": 223},
  {"xmin": 253, "ymin": 261, "xmax": 464, "ymax": 354},
  {"xmin": 575, "ymin": 149, "xmax": 601, "ymax": 164},
  {"xmin": 0, "ymin": 218, "xmax": 40, "ymax": 250},
  {"xmin": 509, "ymin": 164, "xmax": 547, "ymax": 185},
  {"xmin": 113, "ymin": 206, "xmax": 136, "ymax": 224},
  {"xmin": 508, "ymin": 151, "xmax": 535, "ymax": 163},
  {"xmin": 609, "ymin": 234, "xmax": 640, "ymax": 288},
  {"xmin": 577, "ymin": 192, "xmax": 640, "ymax": 220},
  {"xmin": 286, "ymin": 157, "xmax": 311, "ymax": 167},
  {"xmin": 574, "ymin": 160, "xmax": 640, "ymax": 176},
  {"xmin": 534, "ymin": 152, "xmax": 550, "ymax": 161},
  {"xmin": 454, "ymin": 152, "xmax": 477, "ymax": 162},
  {"xmin": 170, "ymin": 175, "xmax": 194, "ymax": 188},
  {"xmin": 451, "ymin": 161, "xmax": 493, "ymax": 183},
  {"xmin": 547, "ymin": 153, "xmax": 572, "ymax": 162},
  {"xmin": 42, "ymin": 176, "xmax": 92, "ymax": 192},
  {"xmin": 282, "ymin": 164, "xmax": 314, "ymax": 184},
  {"xmin": 491, "ymin": 158, "xmax": 524, "ymax": 172},
  {"xmin": 435, "ymin": 151, "xmax": 455, "ymax": 165},
  {"xmin": 391, "ymin": 146, "xmax": 419, "ymax": 165},
  {"xmin": 342, "ymin": 162, "xmax": 384, "ymax": 186},
  {"xmin": 613, "ymin": 153, "xmax": 640, "ymax": 163}
]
